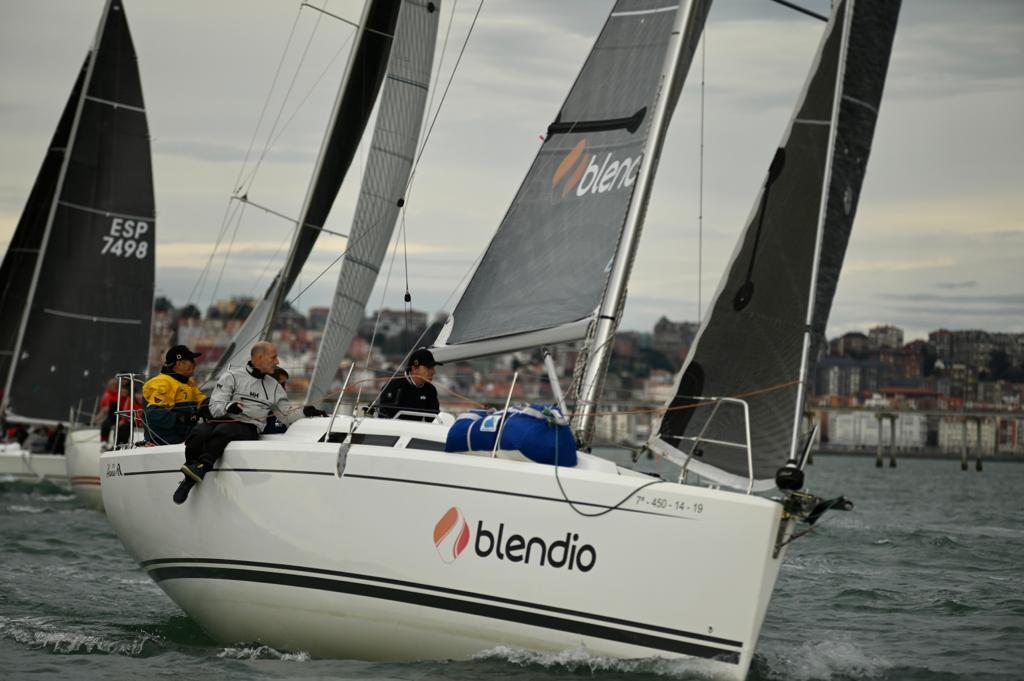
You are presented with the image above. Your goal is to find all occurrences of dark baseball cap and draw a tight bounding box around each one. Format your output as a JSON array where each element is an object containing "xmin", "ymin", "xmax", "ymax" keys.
[
  {"xmin": 165, "ymin": 345, "xmax": 202, "ymax": 365},
  {"xmin": 408, "ymin": 347, "xmax": 440, "ymax": 369}
]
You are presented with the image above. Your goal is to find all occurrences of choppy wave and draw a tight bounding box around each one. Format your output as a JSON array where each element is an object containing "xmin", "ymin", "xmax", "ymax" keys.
[
  {"xmin": 0, "ymin": 616, "xmax": 157, "ymax": 657},
  {"xmin": 753, "ymin": 638, "xmax": 892, "ymax": 681},
  {"xmin": 217, "ymin": 645, "xmax": 311, "ymax": 661},
  {"xmin": 472, "ymin": 645, "xmax": 724, "ymax": 679}
]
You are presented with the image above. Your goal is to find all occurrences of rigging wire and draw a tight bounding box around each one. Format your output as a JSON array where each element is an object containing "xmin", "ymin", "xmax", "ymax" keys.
[
  {"xmin": 236, "ymin": 2, "xmax": 329, "ymax": 195},
  {"xmin": 401, "ymin": 0, "xmax": 485, "ymax": 202},
  {"xmin": 208, "ymin": 1, "xmax": 488, "ymax": 378},
  {"xmin": 185, "ymin": 1, "xmax": 338, "ymax": 310}
]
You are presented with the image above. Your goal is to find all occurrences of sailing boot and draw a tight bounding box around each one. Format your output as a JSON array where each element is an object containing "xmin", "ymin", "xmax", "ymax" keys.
[
  {"xmin": 181, "ymin": 461, "xmax": 208, "ymax": 484},
  {"xmin": 172, "ymin": 476, "xmax": 196, "ymax": 505}
]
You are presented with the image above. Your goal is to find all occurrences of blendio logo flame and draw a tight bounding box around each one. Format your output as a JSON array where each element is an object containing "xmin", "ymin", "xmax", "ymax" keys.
[
  {"xmin": 551, "ymin": 139, "xmax": 643, "ymax": 199},
  {"xmin": 433, "ymin": 508, "xmax": 597, "ymax": 572},
  {"xmin": 433, "ymin": 507, "xmax": 470, "ymax": 563}
]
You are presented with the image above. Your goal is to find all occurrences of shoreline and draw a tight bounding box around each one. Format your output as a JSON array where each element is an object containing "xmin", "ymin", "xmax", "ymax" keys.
[{"xmin": 812, "ymin": 448, "xmax": 1023, "ymax": 463}]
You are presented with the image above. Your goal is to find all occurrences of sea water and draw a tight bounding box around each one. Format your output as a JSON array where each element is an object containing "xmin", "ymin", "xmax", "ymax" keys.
[{"xmin": 1, "ymin": 456, "xmax": 1021, "ymax": 681}]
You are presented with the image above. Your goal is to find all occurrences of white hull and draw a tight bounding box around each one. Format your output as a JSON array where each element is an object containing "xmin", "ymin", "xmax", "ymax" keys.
[
  {"xmin": 0, "ymin": 444, "xmax": 69, "ymax": 487},
  {"xmin": 102, "ymin": 416, "xmax": 788, "ymax": 679},
  {"xmin": 65, "ymin": 428, "xmax": 105, "ymax": 510}
]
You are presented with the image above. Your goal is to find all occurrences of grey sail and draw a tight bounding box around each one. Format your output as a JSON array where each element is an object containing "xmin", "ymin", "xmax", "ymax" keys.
[
  {"xmin": 648, "ymin": 0, "xmax": 901, "ymax": 491},
  {"xmin": 306, "ymin": 0, "xmax": 439, "ymax": 405},
  {"xmin": 432, "ymin": 0, "xmax": 684, "ymax": 363},
  {"xmin": 208, "ymin": 0, "xmax": 404, "ymax": 381},
  {"xmin": 1, "ymin": 0, "xmax": 155, "ymax": 425}
]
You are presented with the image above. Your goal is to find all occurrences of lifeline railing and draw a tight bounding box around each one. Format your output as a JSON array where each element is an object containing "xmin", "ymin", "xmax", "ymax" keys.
[
  {"xmin": 671, "ymin": 395, "xmax": 755, "ymax": 494},
  {"xmin": 111, "ymin": 373, "xmax": 144, "ymax": 450}
]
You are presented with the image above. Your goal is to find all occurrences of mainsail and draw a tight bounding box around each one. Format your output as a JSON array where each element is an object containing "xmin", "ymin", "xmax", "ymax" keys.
[
  {"xmin": 1, "ymin": 0, "xmax": 155, "ymax": 425},
  {"xmin": 648, "ymin": 0, "xmax": 901, "ymax": 491},
  {"xmin": 306, "ymin": 0, "xmax": 439, "ymax": 404},
  {"xmin": 208, "ymin": 0, "xmax": 403, "ymax": 380},
  {"xmin": 432, "ymin": 0, "xmax": 705, "ymax": 363},
  {"xmin": 0, "ymin": 60, "xmax": 88, "ymax": 393}
]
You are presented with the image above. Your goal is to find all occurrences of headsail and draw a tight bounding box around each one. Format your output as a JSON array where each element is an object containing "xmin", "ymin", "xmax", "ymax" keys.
[
  {"xmin": 648, "ymin": 0, "xmax": 901, "ymax": 491},
  {"xmin": 306, "ymin": 0, "xmax": 439, "ymax": 405},
  {"xmin": 208, "ymin": 0, "xmax": 403, "ymax": 380},
  {"xmin": 432, "ymin": 0, "xmax": 698, "ymax": 363},
  {"xmin": 1, "ymin": 0, "xmax": 155, "ymax": 425}
]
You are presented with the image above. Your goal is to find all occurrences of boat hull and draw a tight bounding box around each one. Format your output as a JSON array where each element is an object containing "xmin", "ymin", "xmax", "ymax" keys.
[
  {"xmin": 65, "ymin": 428, "xmax": 104, "ymax": 510},
  {"xmin": 0, "ymin": 444, "xmax": 69, "ymax": 487},
  {"xmin": 101, "ymin": 418, "xmax": 787, "ymax": 679}
]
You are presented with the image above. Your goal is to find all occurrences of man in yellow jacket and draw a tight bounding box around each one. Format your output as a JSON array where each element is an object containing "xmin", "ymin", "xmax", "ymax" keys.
[{"xmin": 142, "ymin": 345, "xmax": 206, "ymax": 444}]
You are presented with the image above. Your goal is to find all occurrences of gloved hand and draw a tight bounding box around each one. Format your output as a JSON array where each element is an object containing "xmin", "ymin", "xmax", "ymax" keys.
[
  {"xmin": 227, "ymin": 402, "xmax": 244, "ymax": 415},
  {"xmin": 303, "ymin": 405, "xmax": 328, "ymax": 418},
  {"xmin": 196, "ymin": 399, "xmax": 212, "ymax": 421}
]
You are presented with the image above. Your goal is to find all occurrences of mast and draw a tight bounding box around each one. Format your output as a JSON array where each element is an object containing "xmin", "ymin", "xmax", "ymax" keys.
[
  {"xmin": 571, "ymin": 0, "xmax": 712, "ymax": 447},
  {"xmin": 263, "ymin": 0, "xmax": 379, "ymax": 339},
  {"xmin": 1, "ymin": 0, "xmax": 114, "ymax": 420},
  {"xmin": 785, "ymin": 0, "xmax": 854, "ymax": 463}
]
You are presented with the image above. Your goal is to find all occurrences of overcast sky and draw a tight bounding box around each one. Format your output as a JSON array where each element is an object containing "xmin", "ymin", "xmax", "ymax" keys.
[{"xmin": 1, "ymin": 0, "xmax": 1021, "ymax": 343}]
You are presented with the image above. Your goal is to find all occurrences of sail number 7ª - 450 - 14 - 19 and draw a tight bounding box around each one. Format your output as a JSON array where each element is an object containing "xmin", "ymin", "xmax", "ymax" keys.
[{"xmin": 102, "ymin": 217, "xmax": 150, "ymax": 258}]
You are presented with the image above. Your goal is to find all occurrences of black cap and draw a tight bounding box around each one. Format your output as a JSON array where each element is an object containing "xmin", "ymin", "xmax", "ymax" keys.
[
  {"xmin": 164, "ymin": 344, "xmax": 202, "ymax": 365},
  {"xmin": 407, "ymin": 347, "xmax": 440, "ymax": 369}
]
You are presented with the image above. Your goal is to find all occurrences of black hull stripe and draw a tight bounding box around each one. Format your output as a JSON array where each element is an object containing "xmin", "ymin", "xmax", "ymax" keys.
[
  {"xmin": 149, "ymin": 565, "xmax": 739, "ymax": 664},
  {"xmin": 140, "ymin": 557, "xmax": 741, "ymax": 649}
]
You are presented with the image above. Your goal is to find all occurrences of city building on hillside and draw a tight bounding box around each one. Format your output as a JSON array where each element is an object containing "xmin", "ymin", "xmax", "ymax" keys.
[
  {"xmin": 830, "ymin": 331, "xmax": 869, "ymax": 358},
  {"xmin": 358, "ymin": 308, "xmax": 428, "ymax": 341},
  {"xmin": 813, "ymin": 356, "xmax": 887, "ymax": 397},
  {"xmin": 653, "ymin": 317, "xmax": 697, "ymax": 367},
  {"xmin": 308, "ymin": 306, "xmax": 329, "ymax": 332},
  {"xmin": 869, "ymin": 324, "xmax": 903, "ymax": 350}
]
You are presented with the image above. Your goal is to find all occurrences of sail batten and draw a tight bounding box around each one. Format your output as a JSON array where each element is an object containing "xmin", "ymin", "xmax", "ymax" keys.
[{"xmin": 649, "ymin": 0, "xmax": 901, "ymax": 490}]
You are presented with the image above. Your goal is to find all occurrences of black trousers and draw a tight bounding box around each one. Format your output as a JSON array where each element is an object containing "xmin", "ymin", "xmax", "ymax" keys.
[{"xmin": 184, "ymin": 421, "xmax": 259, "ymax": 469}]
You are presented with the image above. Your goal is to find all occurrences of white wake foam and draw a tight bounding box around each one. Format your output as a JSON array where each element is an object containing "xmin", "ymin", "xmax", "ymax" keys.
[{"xmin": 218, "ymin": 645, "xmax": 311, "ymax": 661}]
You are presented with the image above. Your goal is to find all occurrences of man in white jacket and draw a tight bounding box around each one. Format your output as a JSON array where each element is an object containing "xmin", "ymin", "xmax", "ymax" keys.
[{"xmin": 172, "ymin": 341, "xmax": 323, "ymax": 504}]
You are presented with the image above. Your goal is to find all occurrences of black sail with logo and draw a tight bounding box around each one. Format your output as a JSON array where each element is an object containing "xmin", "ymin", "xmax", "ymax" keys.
[
  {"xmin": 2, "ymin": 0, "xmax": 155, "ymax": 423},
  {"xmin": 650, "ymin": 0, "xmax": 901, "ymax": 489},
  {"xmin": 443, "ymin": 0, "xmax": 678, "ymax": 347}
]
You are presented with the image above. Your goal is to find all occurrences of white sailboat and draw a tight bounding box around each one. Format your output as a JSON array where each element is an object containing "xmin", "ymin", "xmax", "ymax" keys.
[
  {"xmin": 100, "ymin": 1, "xmax": 900, "ymax": 679},
  {"xmin": 0, "ymin": 0, "xmax": 155, "ymax": 492}
]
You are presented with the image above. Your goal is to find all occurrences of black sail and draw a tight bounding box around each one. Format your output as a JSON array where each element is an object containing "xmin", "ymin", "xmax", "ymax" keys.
[
  {"xmin": 434, "ymin": 0, "xmax": 680, "ymax": 359},
  {"xmin": 0, "ymin": 60, "xmax": 88, "ymax": 392},
  {"xmin": 649, "ymin": 0, "xmax": 901, "ymax": 490},
  {"xmin": 2, "ymin": 0, "xmax": 155, "ymax": 424}
]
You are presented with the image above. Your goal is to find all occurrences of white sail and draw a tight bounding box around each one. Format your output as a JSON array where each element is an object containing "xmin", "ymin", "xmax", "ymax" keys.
[{"xmin": 306, "ymin": 0, "xmax": 440, "ymax": 404}]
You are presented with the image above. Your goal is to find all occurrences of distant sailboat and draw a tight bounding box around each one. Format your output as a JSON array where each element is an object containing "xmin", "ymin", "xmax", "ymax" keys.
[
  {"xmin": 101, "ymin": 1, "xmax": 900, "ymax": 678},
  {"xmin": 0, "ymin": 0, "xmax": 155, "ymax": 493}
]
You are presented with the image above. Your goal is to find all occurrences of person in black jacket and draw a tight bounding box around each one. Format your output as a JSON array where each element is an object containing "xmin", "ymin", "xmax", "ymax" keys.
[{"xmin": 377, "ymin": 348, "xmax": 441, "ymax": 421}]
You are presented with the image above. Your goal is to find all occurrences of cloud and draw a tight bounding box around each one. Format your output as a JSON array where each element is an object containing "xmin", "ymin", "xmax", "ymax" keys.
[
  {"xmin": 935, "ymin": 281, "xmax": 977, "ymax": 290},
  {"xmin": 844, "ymin": 256, "xmax": 955, "ymax": 274}
]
